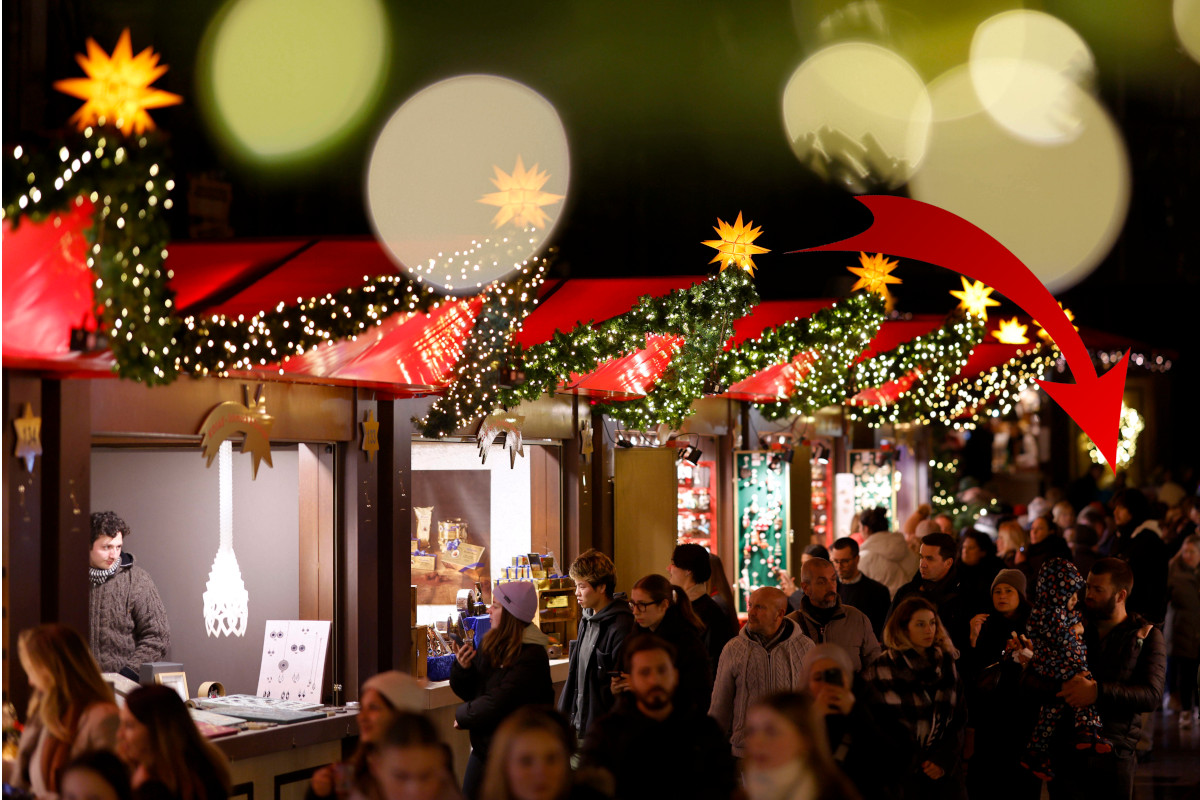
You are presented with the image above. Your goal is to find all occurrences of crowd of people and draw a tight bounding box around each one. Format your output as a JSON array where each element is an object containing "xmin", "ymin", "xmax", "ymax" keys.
[{"xmin": 6, "ymin": 480, "xmax": 1197, "ymax": 800}]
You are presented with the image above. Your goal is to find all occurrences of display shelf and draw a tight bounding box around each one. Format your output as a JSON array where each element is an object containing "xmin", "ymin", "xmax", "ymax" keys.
[
  {"xmin": 676, "ymin": 454, "xmax": 718, "ymax": 551},
  {"xmin": 734, "ymin": 450, "xmax": 791, "ymax": 614},
  {"xmin": 810, "ymin": 439, "xmax": 833, "ymax": 547}
]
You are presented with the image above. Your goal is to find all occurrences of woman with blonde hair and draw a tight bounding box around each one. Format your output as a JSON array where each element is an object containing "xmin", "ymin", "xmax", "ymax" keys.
[
  {"xmin": 117, "ymin": 684, "xmax": 231, "ymax": 800},
  {"xmin": 996, "ymin": 519, "xmax": 1029, "ymax": 569},
  {"xmin": 451, "ymin": 582, "xmax": 552, "ymax": 799},
  {"xmin": 8, "ymin": 624, "xmax": 119, "ymax": 797},
  {"xmin": 864, "ymin": 598, "xmax": 965, "ymax": 800},
  {"xmin": 742, "ymin": 692, "xmax": 860, "ymax": 800},
  {"xmin": 478, "ymin": 707, "xmax": 605, "ymax": 800}
]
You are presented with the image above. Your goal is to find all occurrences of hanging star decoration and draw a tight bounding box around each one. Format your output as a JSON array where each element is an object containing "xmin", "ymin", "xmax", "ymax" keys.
[
  {"xmin": 950, "ymin": 277, "xmax": 1001, "ymax": 320},
  {"xmin": 1034, "ymin": 302, "xmax": 1078, "ymax": 342},
  {"xmin": 702, "ymin": 212, "xmax": 769, "ymax": 276},
  {"xmin": 478, "ymin": 156, "xmax": 564, "ymax": 229},
  {"xmin": 992, "ymin": 317, "xmax": 1031, "ymax": 345},
  {"xmin": 361, "ymin": 409, "xmax": 380, "ymax": 462},
  {"xmin": 199, "ymin": 385, "xmax": 275, "ymax": 479},
  {"xmin": 13, "ymin": 404, "xmax": 42, "ymax": 472},
  {"xmin": 53, "ymin": 29, "xmax": 183, "ymax": 136},
  {"xmin": 848, "ymin": 252, "xmax": 902, "ymax": 296},
  {"xmin": 476, "ymin": 414, "xmax": 525, "ymax": 468}
]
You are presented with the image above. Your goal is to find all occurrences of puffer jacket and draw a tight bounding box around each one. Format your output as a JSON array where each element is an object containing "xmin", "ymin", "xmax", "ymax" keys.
[
  {"xmin": 559, "ymin": 598, "xmax": 636, "ymax": 738},
  {"xmin": 785, "ymin": 596, "xmax": 880, "ymax": 672},
  {"xmin": 88, "ymin": 552, "xmax": 170, "ymax": 676},
  {"xmin": 858, "ymin": 531, "xmax": 920, "ymax": 598},
  {"xmin": 450, "ymin": 624, "xmax": 553, "ymax": 759},
  {"xmin": 1166, "ymin": 562, "xmax": 1200, "ymax": 659},
  {"xmin": 709, "ymin": 618, "xmax": 814, "ymax": 755}
]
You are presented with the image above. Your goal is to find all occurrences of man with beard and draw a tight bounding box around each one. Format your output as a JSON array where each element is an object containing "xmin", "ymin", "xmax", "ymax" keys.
[
  {"xmin": 582, "ymin": 635, "xmax": 735, "ymax": 800},
  {"xmin": 785, "ymin": 558, "xmax": 880, "ymax": 672},
  {"xmin": 1039, "ymin": 558, "xmax": 1166, "ymax": 799}
]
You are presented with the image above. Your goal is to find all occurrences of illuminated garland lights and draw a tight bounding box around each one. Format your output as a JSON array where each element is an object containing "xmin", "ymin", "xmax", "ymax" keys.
[
  {"xmin": 940, "ymin": 345, "xmax": 1060, "ymax": 429},
  {"xmin": 1083, "ymin": 402, "xmax": 1143, "ymax": 467},
  {"xmin": 419, "ymin": 257, "xmax": 551, "ymax": 438},
  {"xmin": 748, "ymin": 293, "xmax": 888, "ymax": 421},
  {"xmin": 847, "ymin": 313, "xmax": 986, "ymax": 428},
  {"xmin": 3, "ymin": 129, "xmax": 178, "ymax": 383},
  {"xmin": 500, "ymin": 266, "xmax": 759, "ymax": 428}
]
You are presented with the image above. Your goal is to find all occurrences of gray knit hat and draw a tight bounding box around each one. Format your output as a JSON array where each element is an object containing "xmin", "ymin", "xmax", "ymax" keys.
[{"xmin": 991, "ymin": 568, "xmax": 1027, "ymax": 600}]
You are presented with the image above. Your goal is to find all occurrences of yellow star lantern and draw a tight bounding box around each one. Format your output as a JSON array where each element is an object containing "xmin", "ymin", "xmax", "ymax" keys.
[
  {"xmin": 950, "ymin": 276, "xmax": 1001, "ymax": 320},
  {"xmin": 848, "ymin": 252, "xmax": 902, "ymax": 295},
  {"xmin": 992, "ymin": 317, "xmax": 1030, "ymax": 345},
  {"xmin": 702, "ymin": 212, "xmax": 769, "ymax": 276},
  {"xmin": 478, "ymin": 156, "xmax": 564, "ymax": 229},
  {"xmin": 1035, "ymin": 302, "xmax": 1078, "ymax": 342},
  {"xmin": 53, "ymin": 29, "xmax": 182, "ymax": 136}
]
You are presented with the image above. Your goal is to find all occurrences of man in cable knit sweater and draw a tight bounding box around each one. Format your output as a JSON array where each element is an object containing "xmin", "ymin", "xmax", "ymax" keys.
[
  {"xmin": 88, "ymin": 511, "xmax": 170, "ymax": 680},
  {"xmin": 708, "ymin": 586, "xmax": 814, "ymax": 756}
]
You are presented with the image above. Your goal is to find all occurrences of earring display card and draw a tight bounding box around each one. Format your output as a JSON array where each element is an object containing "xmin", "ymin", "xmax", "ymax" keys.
[{"xmin": 255, "ymin": 620, "xmax": 331, "ymax": 701}]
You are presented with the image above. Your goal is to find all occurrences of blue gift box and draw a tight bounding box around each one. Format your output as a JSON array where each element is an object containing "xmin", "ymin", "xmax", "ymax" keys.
[
  {"xmin": 426, "ymin": 654, "xmax": 456, "ymax": 681},
  {"xmin": 462, "ymin": 614, "xmax": 491, "ymax": 648}
]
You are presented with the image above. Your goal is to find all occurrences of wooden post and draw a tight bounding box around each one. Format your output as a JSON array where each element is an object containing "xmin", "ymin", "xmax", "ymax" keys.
[
  {"xmin": 41, "ymin": 379, "xmax": 91, "ymax": 636},
  {"xmin": 377, "ymin": 398, "xmax": 414, "ymax": 673}
]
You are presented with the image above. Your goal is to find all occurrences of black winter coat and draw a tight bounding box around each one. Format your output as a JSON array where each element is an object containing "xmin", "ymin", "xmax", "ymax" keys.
[
  {"xmin": 558, "ymin": 599, "xmax": 636, "ymax": 738},
  {"xmin": 631, "ymin": 605, "xmax": 713, "ymax": 712},
  {"xmin": 581, "ymin": 704, "xmax": 736, "ymax": 800},
  {"xmin": 450, "ymin": 641, "xmax": 553, "ymax": 759},
  {"xmin": 1113, "ymin": 523, "xmax": 1169, "ymax": 624},
  {"xmin": 1023, "ymin": 611, "xmax": 1166, "ymax": 753},
  {"xmin": 1166, "ymin": 562, "xmax": 1200, "ymax": 659},
  {"xmin": 890, "ymin": 568, "xmax": 971, "ymax": 652},
  {"xmin": 691, "ymin": 592, "xmax": 736, "ymax": 669},
  {"xmin": 957, "ymin": 556, "xmax": 1006, "ymax": 616}
]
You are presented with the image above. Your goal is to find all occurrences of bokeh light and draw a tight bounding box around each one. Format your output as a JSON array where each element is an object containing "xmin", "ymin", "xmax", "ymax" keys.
[
  {"xmin": 1176, "ymin": 0, "xmax": 1200, "ymax": 64},
  {"xmin": 969, "ymin": 10, "xmax": 1095, "ymax": 142},
  {"xmin": 198, "ymin": 0, "xmax": 389, "ymax": 163},
  {"xmin": 910, "ymin": 65, "xmax": 1129, "ymax": 294},
  {"xmin": 781, "ymin": 42, "xmax": 932, "ymax": 192},
  {"xmin": 365, "ymin": 75, "xmax": 570, "ymax": 296}
]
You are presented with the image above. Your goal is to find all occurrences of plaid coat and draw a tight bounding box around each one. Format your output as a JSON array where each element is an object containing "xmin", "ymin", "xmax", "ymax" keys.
[{"xmin": 863, "ymin": 646, "xmax": 965, "ymax": 774}]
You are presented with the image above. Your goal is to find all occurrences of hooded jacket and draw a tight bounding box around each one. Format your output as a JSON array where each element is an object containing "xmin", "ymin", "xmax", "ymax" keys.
[
  {"xmin": 450, "ymin": 624, "xmax": 553, "ymax": 758},
  {"xmin": 785, "ymin": 596, "xmax": 880, "ymax": 672},
  {"xmin": 709, "ymin": 618, "xmax": 815, "ymax": 756},
  {"xmin": 858, "ymin": 532, "xmax": 920, "ymax": 598},
  {"xmin": 88, "ymin": 552, "xmax": 170, "ymax": 677},
  {"xmin": 559, "ymin": 598, "xmax": 636, "ymax": 737}
]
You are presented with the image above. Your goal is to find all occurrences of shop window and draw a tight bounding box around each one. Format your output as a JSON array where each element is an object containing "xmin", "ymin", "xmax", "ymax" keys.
[{"xmin": 412, "ymin": 441, "xmax": 562, "ymax": 626}]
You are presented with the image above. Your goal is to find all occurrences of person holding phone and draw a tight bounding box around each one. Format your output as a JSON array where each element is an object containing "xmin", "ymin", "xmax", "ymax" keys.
[
  {"xmin": 802, "ymin": 643, "xmax": 899, "ymax": 800},
  {"xmin": 451, "ymin": 581, "xmax": 553, "ymax": 799}
]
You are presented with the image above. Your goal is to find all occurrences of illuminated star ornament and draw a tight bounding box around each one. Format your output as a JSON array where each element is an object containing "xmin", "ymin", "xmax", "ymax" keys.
[
  {"xmin": 703, "ymin": 212, "xmax": 769, "ymax": 276},
  {"xmin": 478, "ymin": 156, "xmax": 564, "ymax": 229},
  {"xmin": 950, "ymin": 277, "xmax": 1001, "ymax": 320},
  {"xmin": 53, "ymin": 28, "xmax": 183, "ymax": 136},
  {"xmin": 992, "ymin": 317, "xmax": 1030, "ymax": 345},
  {"xmin": 848, "ymin": 252, "xmax": 902, "ymax": 296},
  {"xmin": 1035, "ymin": 302, "xmax": 1078, "ymax": 342}
]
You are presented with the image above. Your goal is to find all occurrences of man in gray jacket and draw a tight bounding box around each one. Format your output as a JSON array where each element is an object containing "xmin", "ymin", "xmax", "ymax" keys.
[
  {"xmin": 88, "ymin": 511, "xmax": 170, "ymax": 680},
  {"xmin": 709, "ymin": 587, "xmax": 813, "ymax": 756},
  {"xmin": 785, "ymin": 558, "xmax": 880, "ymax": 672}
]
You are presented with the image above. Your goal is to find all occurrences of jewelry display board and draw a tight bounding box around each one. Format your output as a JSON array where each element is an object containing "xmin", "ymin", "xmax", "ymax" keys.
[
  {"xmin": 734, "ymin": 451, "xmax": 791, "ymax": 614},
  {"xmin": 254, "ymin": 620, "xmax": 331, "ymax": 701}
]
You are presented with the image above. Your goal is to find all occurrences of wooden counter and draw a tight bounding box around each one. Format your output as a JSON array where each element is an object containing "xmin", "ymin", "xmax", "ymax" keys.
[{"xmin": 215, "ymin": 711, "xmax": 358, "ymax": 800}]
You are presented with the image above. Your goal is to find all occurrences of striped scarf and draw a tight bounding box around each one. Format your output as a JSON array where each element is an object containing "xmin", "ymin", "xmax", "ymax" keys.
[
  {"xmin": 866, "ymin": 646, "xmax": 958, "ymax": 750},
  {"xmin": 89, "ymin": 560, "xmax": 120, "ymax": 586}
]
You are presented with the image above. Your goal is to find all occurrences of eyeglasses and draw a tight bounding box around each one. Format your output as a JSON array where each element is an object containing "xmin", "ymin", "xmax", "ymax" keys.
[{"xmin": 630, "ymin": 600, "xmax": 664, "ymax": 612}]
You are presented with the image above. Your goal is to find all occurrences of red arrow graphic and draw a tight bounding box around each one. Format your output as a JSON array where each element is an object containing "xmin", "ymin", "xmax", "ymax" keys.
[{"xmin": 799, "ymin": 195, "xmax": 1129, "ymax": 470}]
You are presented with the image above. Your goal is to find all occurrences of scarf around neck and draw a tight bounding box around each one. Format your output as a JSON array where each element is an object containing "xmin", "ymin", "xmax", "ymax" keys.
[{"xmin": 89, "ymin": 560, "xmax": 121, "ymax": 586}]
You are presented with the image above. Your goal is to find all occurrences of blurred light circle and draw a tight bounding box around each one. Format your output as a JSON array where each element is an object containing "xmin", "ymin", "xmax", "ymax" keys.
[
  {"xmin": 782, "ymin": 43, "xmax": 932, "ymax": 192},
  {"xmin": 969, "ymin": 10, "xmax": 1095, "ymax": 142},
  {"xmin": 366, "ymin": 75, "xmax": 570, "ymax": 295},
  {"xmin": 911, "ymin": 65, "xmax": 1129, "ymax": 294},
  {"xmin": 1176, "ymin": 0, "xmax": 1200, "ymax": 64},
  {"xmin": 200, "ymin": 0, "xmax": 389, "ymax": 162}
]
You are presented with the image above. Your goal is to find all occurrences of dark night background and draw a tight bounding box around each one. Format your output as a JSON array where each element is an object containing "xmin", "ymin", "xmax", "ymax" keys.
[{"xmin": 5, "ymin": 0, "xmax": 1200, "ymax": 474}]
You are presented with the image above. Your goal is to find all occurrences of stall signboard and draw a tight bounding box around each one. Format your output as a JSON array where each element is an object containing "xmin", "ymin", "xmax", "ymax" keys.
[{"xmin": 734, "ymin": 450, "xmax": 791, "ymax": 614}]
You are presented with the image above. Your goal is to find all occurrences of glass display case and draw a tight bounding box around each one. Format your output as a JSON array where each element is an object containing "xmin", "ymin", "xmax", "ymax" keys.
[
  {"xmin": 676, "ymin": 447, "xmax": 718, "ymax": 552},
  {"xmin": 734, "ymin": 450, "xmax": 791, "ymax": 613},
  {"xmin": 810, "ymin": 439, "xmax": 833, "ymax": 547}
]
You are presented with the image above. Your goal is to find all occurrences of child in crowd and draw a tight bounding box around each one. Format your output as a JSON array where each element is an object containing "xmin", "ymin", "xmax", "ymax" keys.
[{"xmin": 1021, "ymin": 558, "xmax": 1111, "ymax": 780}]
